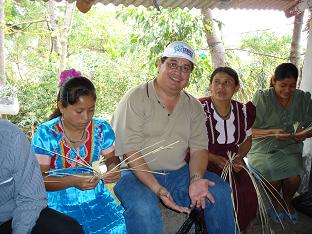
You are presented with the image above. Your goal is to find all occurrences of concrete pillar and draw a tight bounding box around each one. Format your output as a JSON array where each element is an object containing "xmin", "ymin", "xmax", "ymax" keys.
[{"xmin": 299, "ymin": 18, "xmax": 312, "ymax": 192}]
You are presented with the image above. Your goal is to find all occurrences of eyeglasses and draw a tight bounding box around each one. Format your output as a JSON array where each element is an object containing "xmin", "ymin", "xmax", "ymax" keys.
[{"xmin": 166, "ymin": 62, "xmax": 192, "ymax": 73}]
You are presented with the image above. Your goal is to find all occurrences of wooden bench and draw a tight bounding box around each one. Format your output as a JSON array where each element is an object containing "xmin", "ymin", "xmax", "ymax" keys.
[{"xmin": 161, "ymin": 203, "xmax": 188, "ymax": 233}]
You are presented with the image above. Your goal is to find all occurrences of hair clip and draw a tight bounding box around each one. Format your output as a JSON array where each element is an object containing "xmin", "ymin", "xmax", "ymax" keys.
[{"xmin": 59, "ymin": 69, "xmax": 81, "ymax": 87}]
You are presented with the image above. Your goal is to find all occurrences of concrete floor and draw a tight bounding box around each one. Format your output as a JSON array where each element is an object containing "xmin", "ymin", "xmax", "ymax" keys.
[
  {"xmin": 252, "ymin": 211, "xmax": 312, "ymax": 234},
  {"xmin": 162, "ymin": 207, "xmax": 312, "ymax": 234},
  {"xmin": 109, "ymin": 179, "xmax": 312, "ymax": 234}
]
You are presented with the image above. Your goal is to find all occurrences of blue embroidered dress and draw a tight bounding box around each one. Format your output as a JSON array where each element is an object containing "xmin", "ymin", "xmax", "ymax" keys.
[{"xmin": 32, "ymin": 117, "xmax": 126, "ymax": 234}]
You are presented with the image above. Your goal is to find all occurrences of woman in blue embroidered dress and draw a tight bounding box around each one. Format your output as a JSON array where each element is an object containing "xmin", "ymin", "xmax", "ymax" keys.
[{"xmin": 32, "ymin": 70, "xmax": 126, "ymax": 234}]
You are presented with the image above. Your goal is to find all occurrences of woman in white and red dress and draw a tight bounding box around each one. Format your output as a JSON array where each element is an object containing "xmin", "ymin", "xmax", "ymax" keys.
[{"xmin": 199, "ymin": 67, "xmax": 257, "ymax": 233}]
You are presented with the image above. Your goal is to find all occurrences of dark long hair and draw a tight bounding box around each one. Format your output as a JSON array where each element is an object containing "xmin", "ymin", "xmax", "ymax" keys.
[
  {"xmin": 210, "ymin": 67, "xmax": 239, "ymax": 85},
  {"xmin": 270, "ymin": 63, "xmax": 298, "ymax": 87},
  {"xmin": 49, "ymin": 76, "xmax": 96, "ymax": 120}
]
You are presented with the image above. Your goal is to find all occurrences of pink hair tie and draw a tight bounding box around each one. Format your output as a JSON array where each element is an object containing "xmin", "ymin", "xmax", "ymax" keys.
[{"xmin": 59, "ymin": 69, "xmax": 81, "ymax": 87}]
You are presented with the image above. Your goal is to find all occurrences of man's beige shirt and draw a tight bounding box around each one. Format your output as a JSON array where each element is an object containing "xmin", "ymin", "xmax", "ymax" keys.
[{"xmin": 111, "ymin": 79, "xmax": 208, "ymax": 171}]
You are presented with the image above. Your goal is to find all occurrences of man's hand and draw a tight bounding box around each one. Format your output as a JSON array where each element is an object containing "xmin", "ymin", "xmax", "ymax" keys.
[
  {"xmin": 157, "ymin": 186, "xmax": 190, "ymax": 213},
  {"xmin": 189, "ymin": 179, "xmax": 215, "ymax": 209}
]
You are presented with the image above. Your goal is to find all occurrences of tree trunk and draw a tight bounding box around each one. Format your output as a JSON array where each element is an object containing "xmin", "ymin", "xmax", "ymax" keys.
[
  {"xmin": 0, "ymin": 0, "xmax": 5, "ymax": 86},
  {"xmin": 59, "ymin": 2, "xmax": 75, "ymax": 75},
  {"xmin": 289, "ymin": 12, "xmax": 304, "ymax": 69},
  {"xmin": 47, "ymin": 0, "xmax": 61, "ymax": 55},
  {"xmin": 202, "ymin": 8, "xmax": 225, "ymax": 68}
]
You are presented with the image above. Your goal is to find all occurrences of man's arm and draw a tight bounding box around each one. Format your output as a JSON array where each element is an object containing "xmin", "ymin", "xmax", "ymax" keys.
[
  {"xmin": 188, "ymin": 149, "xmax": 215, "ymax": 209},
  {"xmin": 110, "ymin": 90, "xmax": 161, "ymax": 193},
  {"xmin": 124, "ymin": 151, "xmax": 189, "ymax": 213},
  {"xmin": 11, "ymin": 130, "xmax": 47, "ymax": 234},
  {"xmin": 188, "ymin": 99, "xmax": 215, "ymax": 209},
  {"xmin": 124, "ymin": 151, "xmax": 160, "ymax": 193},
  {"xmin": 188, "ymin": 149, "xmax": 208, "ymax": 183}
]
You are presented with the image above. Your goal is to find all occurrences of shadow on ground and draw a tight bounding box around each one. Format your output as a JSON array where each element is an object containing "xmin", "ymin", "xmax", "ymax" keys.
[
  {"xmin": 162, "ymin": 206, "xmax": 312, "ymax": 234},
  {"xmin": 252, "ymin": 211, "xmax": 312, "ymax": 234}
]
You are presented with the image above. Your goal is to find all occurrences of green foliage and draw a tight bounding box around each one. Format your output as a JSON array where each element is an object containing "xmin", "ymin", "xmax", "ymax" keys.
[
  {"xmin": 231, "ymin": 31, "xmax": 292, "ymax": 102},
  {"xmin": 116, "ymin": 6, "xmax": 212, "ymax": 96},
  {"xmin": 70, "ymin": 8, "xmax": 127, "ymax": 59},
  {"xmin": 66, "ymin": 7, "xmax": 152, "ymax": 118},
  {"xmin": 4, "ymin": 0, "xmax": 56, "ymax": 86},
  {"xmin": 117, "ymin": 7, "xmax": 204, "ymax": 61},
  {"xmin": 0, "ymin": 83, "xmax": 16, "ymax": 98},
  {"xmin": 3, "ymin": 1, "xmax": 293, "ymax": 135},
  {"xmin": 8, "ymin": 74, "xmax": 57, "ymax": 137},
  {"xmin": 4, "ymin": 0, "xmax": 57, "ymax": 134}
]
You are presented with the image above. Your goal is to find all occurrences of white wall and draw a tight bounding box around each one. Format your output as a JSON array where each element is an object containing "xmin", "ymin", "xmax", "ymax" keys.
[
  {"xmin": 299, "ymin": 21, "xmax": 312, "ymax": 192},
  {"xmin": 300, "ymin": 22, "xmax": 312, "ymax": 91}
]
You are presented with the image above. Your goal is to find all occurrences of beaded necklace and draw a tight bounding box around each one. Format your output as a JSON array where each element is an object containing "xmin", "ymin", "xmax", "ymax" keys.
[
  {"xmin": 211, "ymin": 98, "xmax": 232, "ymax": 120},
  {"xmin": 61, "ymin": 119, "xmax": 86, "ymax": 144}
]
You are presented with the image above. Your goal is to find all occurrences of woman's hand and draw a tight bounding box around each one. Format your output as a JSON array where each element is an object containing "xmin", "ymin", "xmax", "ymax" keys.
[
  {"xmin": 211, "ymin": 155, "xmax": 228, "ymax": 170},
  {"xmin": 101, "ymin": 153, "xmax": 121, "ymax": 183},
  {"xmin": 71, "ymin": 174, "xmax": 100, "ymax": 190},
  {"xmin": 102, "ymin": 164, "xmax": 120, "ymax": 183},
  {"xmin": 293, "ymin": 127, "xmax": 307, "ymax": 142},
  {"xmin": 252, "ymin": 128, "xmax": 291, "ymax": 140},
  {"xmin": 271, "ymin": 129, "xmax": 292, "ymax": 140},
  {"xmin": 233, "ymin": 157, "xmax": 245, "ymax": 173}
]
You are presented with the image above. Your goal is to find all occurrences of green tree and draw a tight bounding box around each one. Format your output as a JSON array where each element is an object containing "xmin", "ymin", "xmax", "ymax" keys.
[
  {"xmin": 4, "ymin": 0, "xmax": 58, "ymax": 135},
  {"xmin": 3, "ymin": 2, "xmax": 292, "ymax": 135},
  {"xmin": 116, "ymin": 6, "xmax": 214, "ymax": 96},
  {"xmin": 232, "ymin": 31, "xmax": 292, "ymax": 102}
]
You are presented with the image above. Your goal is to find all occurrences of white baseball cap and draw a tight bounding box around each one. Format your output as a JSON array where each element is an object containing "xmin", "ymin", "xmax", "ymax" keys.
[{"xmin": 162, "ymin": 41, "xmax": 196, "ymax": 65}]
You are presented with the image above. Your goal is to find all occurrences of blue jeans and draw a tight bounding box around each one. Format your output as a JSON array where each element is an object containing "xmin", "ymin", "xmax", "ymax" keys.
[{"xmin": 114, "ymin": 165, "xmax": 236, "ymax": 234}]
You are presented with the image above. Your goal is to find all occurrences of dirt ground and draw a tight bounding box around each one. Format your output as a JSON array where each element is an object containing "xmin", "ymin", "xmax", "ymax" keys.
[{"xmin": 252, "ymin": 211, "xmax": 312, "ymax": 234}]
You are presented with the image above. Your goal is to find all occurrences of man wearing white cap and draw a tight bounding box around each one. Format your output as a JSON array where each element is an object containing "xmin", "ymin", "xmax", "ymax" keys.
[{"xmin": 111, "ymin": 41, "xmax": 236, "ymax": 234}]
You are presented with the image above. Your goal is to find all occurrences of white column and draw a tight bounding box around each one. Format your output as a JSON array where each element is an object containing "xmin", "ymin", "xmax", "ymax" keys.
[
  {"xmin": 299, "ymin": 19, "xmax": 312, "ymax": 193},
  {"xmin": 300, "ymin": 21, "xmax": 312, "ymax": 91}
]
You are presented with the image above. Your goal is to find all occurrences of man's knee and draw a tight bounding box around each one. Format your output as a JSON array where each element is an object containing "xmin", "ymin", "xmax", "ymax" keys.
[
  {"xmin": 122, "ymin": 189, "xmax": 159, "ymax": 215},
  {"xmin": 124, "ymin": 202, "xmax": 162, "ymax": 234},
  {"xmin": 115, "ymin": 175, "xmax": 158, "ymax": 209},
  {"xmin": 114, "ymin": 173, "xmax": 147, "ymax": 200},
  {"xmin": 118, "ymin": 183, "xmax": 162, "ymax": 234}
]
